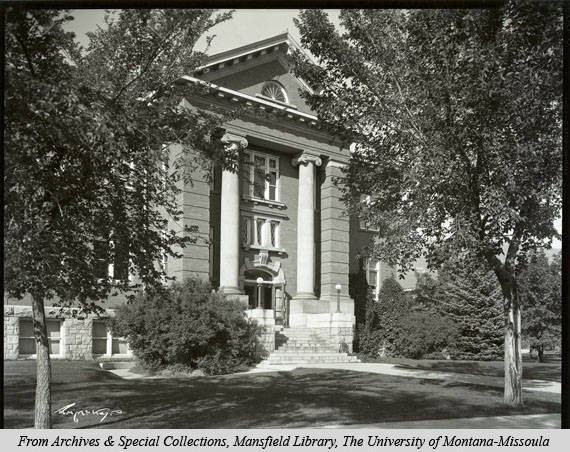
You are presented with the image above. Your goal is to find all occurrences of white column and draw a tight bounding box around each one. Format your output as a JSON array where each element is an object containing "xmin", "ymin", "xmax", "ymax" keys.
[
  {"xmin": 219, "ymin": 133, "xmax": 248, "ymax": 294},
  {"xmin": 292, "ymin": 153, "xmax": 322, "ymax": 299}
]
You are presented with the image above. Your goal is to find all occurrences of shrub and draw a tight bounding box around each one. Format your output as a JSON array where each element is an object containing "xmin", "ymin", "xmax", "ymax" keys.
[
  {"xmin": 391, "ymin": 309, "xmax": 459, "ymax": 359},
  {"xmin": 111, "ymin": 278, "xmax": 267, "ymax": 374}
]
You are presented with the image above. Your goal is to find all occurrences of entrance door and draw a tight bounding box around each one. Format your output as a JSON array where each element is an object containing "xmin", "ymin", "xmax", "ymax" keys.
[{"xmin": 244, "ymin": 283, "xmax": 273, "ymax": 309}]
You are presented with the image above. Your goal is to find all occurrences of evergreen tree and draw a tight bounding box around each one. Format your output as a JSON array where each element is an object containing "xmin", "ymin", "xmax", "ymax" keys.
[
  {"xmin": 416, "ymin": 257, "xmax": 504, "ymax": 360},
  {"xmin": 359, "ymin": 276, "xmax": 410, "ymax": 356}
]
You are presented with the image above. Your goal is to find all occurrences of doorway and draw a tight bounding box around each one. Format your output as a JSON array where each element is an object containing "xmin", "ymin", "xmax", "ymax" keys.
[{"xmin": 243, "ymin": 269, "xmax": 286, "ymax": 324}]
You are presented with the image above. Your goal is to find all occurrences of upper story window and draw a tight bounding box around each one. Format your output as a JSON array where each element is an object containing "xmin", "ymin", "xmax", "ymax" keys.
[
  {"xmin": 93, "ymin": 236, "xmax": 130, "ymax": 282},
  {"xmin": 261, "ymin": 80, "xmax": 288, "ymax": 104},
  {"xmin": 364, "ymin": 258, "xmax": 381, "ymax": 301},
  {"xmin": 243, "ymin": 151, "xmax": 280, "ymax": 202},
  {"xmin": 242, "ymin": 215, "xmax": 281, "ymax": 250}
]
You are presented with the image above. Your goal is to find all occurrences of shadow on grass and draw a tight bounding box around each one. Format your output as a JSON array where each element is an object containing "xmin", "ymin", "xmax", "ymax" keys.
[
  {"xmin": 4, "ymin": 364, "xmax": 560, "ymax": 429},
  {"xmin": 384, "ymin": 359, "xmax": 561, "ymax": 382}
]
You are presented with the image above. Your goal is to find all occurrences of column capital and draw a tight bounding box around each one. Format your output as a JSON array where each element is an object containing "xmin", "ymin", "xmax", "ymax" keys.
[
  {"xmin": 221, "ymin": 133, "xmax": 248, "ymax": 151},
  {"xmin": 292, "ymin": 152, "xmax": 322, "ymax": 167},
  {"xmin": 325, "ymin": 159, "xmax": 348, "ymax": 169}
]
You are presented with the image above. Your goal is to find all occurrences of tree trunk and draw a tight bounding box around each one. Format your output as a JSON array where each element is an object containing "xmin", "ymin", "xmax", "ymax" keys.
[
  {"xmin": 537, "ymin": 346, "xmax": 544, "ymax": 363},
  {"xmin": 502, "ymin": 282, "xmax": 524, "ymax": 407},
  {"xmin": 32, "ymin": 295, "xmax": 52, "ymax": 429}
]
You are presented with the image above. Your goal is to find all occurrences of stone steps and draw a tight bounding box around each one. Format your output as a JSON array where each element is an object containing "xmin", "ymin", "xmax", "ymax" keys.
[
  {"xmin": 273, "ymin": 347, "xmax": 338, "ymax": 354},
  {"xmin": 264, "ymin": 327, "xmax": 359, "ymax": 365}
]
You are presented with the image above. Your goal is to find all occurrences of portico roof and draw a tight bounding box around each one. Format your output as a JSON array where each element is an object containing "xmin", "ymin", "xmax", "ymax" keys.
[{"xmin": 194, "ymin": 31, "xmax": 307, "ymax": 74}]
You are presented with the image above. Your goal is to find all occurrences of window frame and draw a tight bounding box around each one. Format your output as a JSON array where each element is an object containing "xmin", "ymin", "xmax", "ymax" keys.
[
  {"xmin": 241, "ymin": 214, "xmax": 282, "ymax": 251},
  {"xmin": 243, "ymin": 150, "xmax": 280, "ymax": 203},
  {"xmin": 93, "ymin": 235, "xmax": 131, "ymax": 283},
  {"xmin": 365, "ymin": 258, "xmax": 381, "ymax": 301},
  {"xmin": 91, "ymin": 319, "xmax": 130, "ymax": 357},
  {"xmin": 18, "ymin": 318, "xmax": 63, "ymax": 358}
]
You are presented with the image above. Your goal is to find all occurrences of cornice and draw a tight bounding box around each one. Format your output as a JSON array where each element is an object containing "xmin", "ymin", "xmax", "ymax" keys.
[
  {"xmin": 194, "ymin": 32, "xmax": 308, "ymax": 75},
  {"xmin": 179, "ymin": 75, "xmax": 318, "ymax": 125}
]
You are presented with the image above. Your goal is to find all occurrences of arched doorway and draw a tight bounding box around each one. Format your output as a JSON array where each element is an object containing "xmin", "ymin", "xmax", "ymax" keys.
[
  {"xmin": 244, "ymin": 269, "xmax": 273, "ymax": 309},
  {"xmin": 242, "ymin": 266, "xmax": 287, "ymax": 325}
]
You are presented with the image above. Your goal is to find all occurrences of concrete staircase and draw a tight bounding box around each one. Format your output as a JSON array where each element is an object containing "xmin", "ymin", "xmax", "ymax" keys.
[{"xmin": 259, "ymin": 327, "xmax": 360, "ymax": 366}]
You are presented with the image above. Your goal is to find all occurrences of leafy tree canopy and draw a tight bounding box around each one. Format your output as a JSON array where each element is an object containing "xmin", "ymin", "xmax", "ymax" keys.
[
  {"xmin": 294, "ymin": 4, "xmax": 562, "ymax": 276},
  {"xmin": 5, "ymin": 9, "xmax": 233, "ymax": 310},
  {"xmin": 293, "ymin": 2, "xmax": 562, "ymax": 406}
]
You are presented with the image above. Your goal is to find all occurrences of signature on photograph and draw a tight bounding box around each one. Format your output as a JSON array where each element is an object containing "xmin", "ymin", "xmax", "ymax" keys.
[{"xmin": 54, "ymin": 402, "xmax": 123, "ymax": 423}]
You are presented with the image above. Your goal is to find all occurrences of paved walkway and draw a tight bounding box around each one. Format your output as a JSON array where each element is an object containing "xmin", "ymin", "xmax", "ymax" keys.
[
  {"xmin": 320, "ymin": 413, "xmax": 561, "ymax": 429},
  {"xmin": 248, "ymin": 362, "xmax": 561, "ymax": 394}
]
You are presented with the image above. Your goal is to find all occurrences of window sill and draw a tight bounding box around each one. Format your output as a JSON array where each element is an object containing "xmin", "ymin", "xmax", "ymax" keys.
[
  {"xmin": 242, "ymin": 196, "xmax": 286, "ymax": 209},
  {"xmin": 19, "ymin": 354, "xmax": 64, "ymax": 359},
  {"xmin": 243, "ymin": 244, "xmax": 286, "ymax": 255},
  {"xmin": 93, "ymin": 353, "xmax": 132, "ymax": 359}
]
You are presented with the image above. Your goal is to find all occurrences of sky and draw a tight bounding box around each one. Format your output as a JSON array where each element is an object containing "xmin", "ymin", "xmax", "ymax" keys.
[
  {"xmin": 64, "ymin": 9, "xmax": 341, "ymax": 55},
  {"xmin": 63, "ymin": 9, "xmax": 562, "ymax": 247}
]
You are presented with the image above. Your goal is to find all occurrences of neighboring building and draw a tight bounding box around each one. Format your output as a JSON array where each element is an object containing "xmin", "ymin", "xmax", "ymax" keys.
[{"xmin": 4, "ymin": 33, "xmax": 418, "ymax": 363}]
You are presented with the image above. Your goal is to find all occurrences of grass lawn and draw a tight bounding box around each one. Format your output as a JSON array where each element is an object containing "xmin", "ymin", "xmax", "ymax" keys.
[
  {"xmin": 3, "ymin": 360, "xmax": 560, "ymax": 429},
  {"xmin": 360, "ymin": 357, "xmax": 561, "ymax": 382}
]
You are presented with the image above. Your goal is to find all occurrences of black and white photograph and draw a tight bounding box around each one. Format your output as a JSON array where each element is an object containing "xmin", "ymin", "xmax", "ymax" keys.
[{"xmin": 3, "ymin": 2, "xmax": 565, "ymax": 433}]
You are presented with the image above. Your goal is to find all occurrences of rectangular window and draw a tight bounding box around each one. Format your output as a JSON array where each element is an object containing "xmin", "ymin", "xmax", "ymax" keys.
[
  {"xmin": 253, "ymin": 155, "xmax": 267, "ymax": 199},
  {"xmin": 241, "ymin": 215, "xmax": 280, "ymax": 249},
  {"xmin": 365, "ymin": 258, "xmax": 380, "ymax": 300},
  {"xmin": 112, "ymin": 337, "xmax": 129, "ymax": 355},
  {"xmin": 18, "ymin": 319, "xmax": 35, "ymax": 355},
  {"xmin": 92, "ymin": 321, "xmax": 108, "ymax": 355},
  {"xmin": 255, "ymin": 218, "xmax": 265, "ymax": 246},
  {"xmin": 242, "ymin": 216, "xmax": 253, "ymax": 246},
  {"xmin": 93, "ymin": 236, "xmax": 129, "ymax": 281},
  {"xmin": 113, "ymin": 238, "xmax": 129, "ymax": 281},
  {"xmin": 19, "ymin": 319, "xmax": 61, "ymax": 356},
  {"xmin": 92, "ymin": 320, "xmax": 129, "ymax": 356},
  {"xmin": 244, "ymin": 151, "xmax": 280, "ymax": 202},
  {"xmin": 270, "ymin": 221, "xmax": 279, "ymax": 248},
  {"xmin": 47, "ymin": 320, "xmax": 61, "ymax": 355},
  {"xmin": 93, "ymin": 239, "xmax": 109, "ymax": 279}
]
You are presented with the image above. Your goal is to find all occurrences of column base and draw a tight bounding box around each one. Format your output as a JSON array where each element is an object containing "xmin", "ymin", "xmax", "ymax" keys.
[
  {"xmin": 289, "ymin": 296, "xmax": 327, "ymax": 327},
  {"xmin": 292, "ymin": 292, "xmax": 317, "ymax": 300},
  {"xmin": 220, "ymin": 286, "xmax": 242, "ymax": 295}
]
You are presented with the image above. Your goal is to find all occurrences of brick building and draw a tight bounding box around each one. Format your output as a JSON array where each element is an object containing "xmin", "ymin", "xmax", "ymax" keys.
[{"xmin": 4, "ymin": 33, "xmax": 420, "ymax": 363}]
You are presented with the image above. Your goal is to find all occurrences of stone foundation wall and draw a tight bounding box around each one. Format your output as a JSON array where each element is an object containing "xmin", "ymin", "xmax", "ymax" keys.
[
  {"xmin": 246, "ymin": 308, "xmax": 275, "ymax": 352},
  {"xmin": 3, "ymin": 305, "xmax": 131, "ymax": 361},
  {"xmin": 64, "ymin": 318, "xmax": 94, "ymax": 360},
  {"xmin": 4, "ymin": 314, "xmax": 19, "ymax": 359}
]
